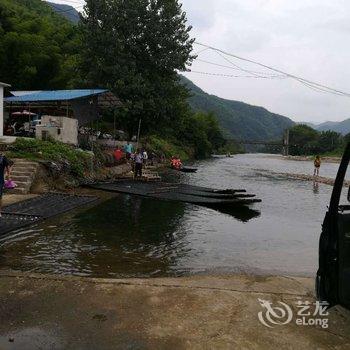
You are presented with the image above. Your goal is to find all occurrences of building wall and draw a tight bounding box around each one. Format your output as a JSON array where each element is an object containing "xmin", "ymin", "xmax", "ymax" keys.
[
  {"xmin": 71, "ymin": 96, "xmax": 99, "ymax": 126},
  {"xmin": 36, "ymin": 116, "xmax": 78, "ymax": 145}
]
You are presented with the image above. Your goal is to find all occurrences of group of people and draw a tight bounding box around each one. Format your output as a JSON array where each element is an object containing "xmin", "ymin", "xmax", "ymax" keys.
[{"xmin": 113, "ymin": 142, "xmax": 151, "ymax": 178}]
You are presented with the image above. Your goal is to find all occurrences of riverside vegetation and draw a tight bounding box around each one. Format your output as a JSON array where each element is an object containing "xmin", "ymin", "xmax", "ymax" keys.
[{"xmin": 287, "ymin": 124, "xmax": 348, "ymax": 157}]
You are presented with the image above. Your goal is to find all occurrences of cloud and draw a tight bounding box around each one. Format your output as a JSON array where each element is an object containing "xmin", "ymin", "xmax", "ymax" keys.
[
  {"xmin": 55, "ymin": 0, "xmax": 350, "ymax": 122},
  {"xmin": 181, "ymin": 0, "xmax": 350, "ymax": 122}
]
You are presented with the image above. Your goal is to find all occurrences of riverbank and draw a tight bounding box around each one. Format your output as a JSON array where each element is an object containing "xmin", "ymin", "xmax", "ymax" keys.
[{"xmin": 0, "ymin": 271, "xmax": 349, "ymax": 349}]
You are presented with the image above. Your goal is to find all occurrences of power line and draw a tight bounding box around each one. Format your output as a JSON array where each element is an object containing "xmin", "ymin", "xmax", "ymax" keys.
[
  {"xmin": 194, "ymin": 41, "xmax": 350, "ymax": 97},
  {"xmin": 188, "ymin": 70, "xmax": 288, "ymax": 79},
  {"xmin": 195, "ymin": 58, "xmax": 286, "ymax": 79}
]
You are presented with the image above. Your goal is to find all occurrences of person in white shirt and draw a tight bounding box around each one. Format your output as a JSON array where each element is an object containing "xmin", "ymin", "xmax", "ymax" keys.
[
  {"xmin": 134, "ymin": 149, "xmax": 143, "ymax": 178},
  {"xmin": 142, "ymin": 149, "xmax": 148, "ymax": 166}
]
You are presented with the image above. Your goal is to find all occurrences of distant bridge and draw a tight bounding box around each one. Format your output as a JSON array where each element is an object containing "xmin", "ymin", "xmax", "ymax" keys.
[
  {"xmin": 235, "ymin": 140, "xmax": 285, "ymax": 146},
  {"xmin": 229, "ymin": 130, "xmax": 290, "ymax": 156}
]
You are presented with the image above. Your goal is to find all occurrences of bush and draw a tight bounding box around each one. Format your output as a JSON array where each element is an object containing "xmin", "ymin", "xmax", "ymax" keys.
[
  {"xmin": 288, "ymin": 124, "xmax": 344, "ymax": 156},
  {"xmin": 144, "ymin": 112, "xmax": 228, "ymax": 160},
  {"xmin": 177, "ymin": 112, "xmax": 227, "ymax": 159},
  {"xmin": 145, "ymin": 136, "xmax": 191, "ymax": 160},
  {"xmin": 7, "ymin": 138, "xmax": 93, "ymax": 177}
]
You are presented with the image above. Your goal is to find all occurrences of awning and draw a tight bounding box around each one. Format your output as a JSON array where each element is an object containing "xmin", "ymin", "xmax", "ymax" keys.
[{"xmin": 5, "ymin": 89, "xmax": 110, "ymax": 103}]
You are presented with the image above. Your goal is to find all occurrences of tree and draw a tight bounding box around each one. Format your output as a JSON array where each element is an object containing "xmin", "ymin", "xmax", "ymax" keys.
[
  {"xmin": 289, "ymin": 124, "xmax": 320, "ymax": 155},
  {"xmin": 79, "ymin": 0, "xmax": 195, "ymax": 137},
  {"xmin": 318, "ymin": 130, "xmax": 342, "ymax": 154},
  {"xmin": 178, "ymin": 112, "xmax": 226, "ymax": 158},
  {"xmin": 344, "ymin": 132, "xmax": 350, "ymax": 146},
  {"xmin": 0, "ymin": 0, "xmax": 80, "ymax": 89}
]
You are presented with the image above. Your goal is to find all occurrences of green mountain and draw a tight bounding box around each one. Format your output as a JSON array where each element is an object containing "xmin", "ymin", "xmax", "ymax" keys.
[
  {"xmin": 181, "ymin": 76, "xmax": 295, "ymax": 141},
  {"xmin": 47, "ymin": 2, "xmax": 80, "ymax": 24},
  {"xmin": 315, "ymin": 119, "xmax": 350, "ymax": 135}
]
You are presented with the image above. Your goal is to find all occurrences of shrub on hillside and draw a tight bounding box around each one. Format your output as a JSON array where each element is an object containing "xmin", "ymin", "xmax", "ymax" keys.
[{"xmin": 7, "ymin": 138, "xmax": 93, "ymax": 177}]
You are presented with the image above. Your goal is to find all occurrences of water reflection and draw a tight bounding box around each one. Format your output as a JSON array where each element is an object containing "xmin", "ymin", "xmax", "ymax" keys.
[
  {"xmin": 204, "ymin": 204, "xmax": 260, "ymax": 222},
  {"xmin": 0, "ymin": 154, "xmax": 335, "ymax": 278}
]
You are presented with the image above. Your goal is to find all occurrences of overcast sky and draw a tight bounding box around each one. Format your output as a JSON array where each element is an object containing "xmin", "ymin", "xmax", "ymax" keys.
[{"xmin": 51, "ymin": 0, "xmax": 350, "ymax": 123}]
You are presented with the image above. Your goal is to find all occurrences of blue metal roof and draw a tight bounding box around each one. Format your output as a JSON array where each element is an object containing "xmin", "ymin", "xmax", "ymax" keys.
[{"xmin": 4, "ymin": 89, "xmax": 109, "ymax": 102}]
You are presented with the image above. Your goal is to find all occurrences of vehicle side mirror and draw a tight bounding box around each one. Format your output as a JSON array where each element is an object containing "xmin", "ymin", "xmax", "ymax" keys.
[{"xmin": 348, "ymin": 186, "xmax": 350, "ymax": 202}]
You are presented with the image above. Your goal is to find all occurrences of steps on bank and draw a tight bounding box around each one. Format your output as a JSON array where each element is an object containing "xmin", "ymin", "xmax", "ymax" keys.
[
  {"xmin": 10, "ymin": 159, "xmax": 39, "ymax": 194},
  {"xmin": 141, "ymin": 170, "xmax": 161, "ymax": 181}
]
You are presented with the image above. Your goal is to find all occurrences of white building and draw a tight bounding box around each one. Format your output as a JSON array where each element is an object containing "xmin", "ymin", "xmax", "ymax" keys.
[{"xmin": 0, "ymin": 82, "xmax": 10, "ymax": 137}]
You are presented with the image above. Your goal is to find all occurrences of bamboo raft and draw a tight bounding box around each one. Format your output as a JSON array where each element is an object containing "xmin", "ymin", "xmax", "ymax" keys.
[{"xmin": 90, "ymin": 181, "xmax": 262, "ymax": 207}]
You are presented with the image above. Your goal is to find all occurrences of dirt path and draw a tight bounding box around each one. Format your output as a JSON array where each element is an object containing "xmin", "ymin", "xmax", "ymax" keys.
[{"xmin": 0, "ymin": 272, "xmax": 349, "ymax": 349}]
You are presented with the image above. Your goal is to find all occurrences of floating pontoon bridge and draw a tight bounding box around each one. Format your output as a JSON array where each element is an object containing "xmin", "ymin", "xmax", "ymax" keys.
[
  {"xmin": 0, "ymin": 193, "xmax": 98, "ymax": 236},
  {"xmin": 90, "ymin": 181, "xmax": 261, "ymax": 206}
]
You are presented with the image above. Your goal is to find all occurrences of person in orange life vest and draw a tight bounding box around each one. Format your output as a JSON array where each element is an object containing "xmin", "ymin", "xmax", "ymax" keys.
[
  {"xmin": 175, "ymin": 156, "xmax": 183, "ymax": 170},
  {"xmin": 171, "ymin": 156, "xmax": 177, "ymax": 169},
  {"xmin": 171, "ymin": 156, "xmax": 182, "ymax": 170}
]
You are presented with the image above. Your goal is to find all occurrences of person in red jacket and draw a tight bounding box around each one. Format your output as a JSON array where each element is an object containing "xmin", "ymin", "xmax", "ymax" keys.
[{"xmin": 113, "ymin": 146, "xmax": 124, "ymax": 164}]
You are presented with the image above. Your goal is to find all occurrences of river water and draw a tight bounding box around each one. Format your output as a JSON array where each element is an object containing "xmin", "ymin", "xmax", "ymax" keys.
[{"xmin": 0, "ymin": 154, "xmax": 347, "ymax": 278}]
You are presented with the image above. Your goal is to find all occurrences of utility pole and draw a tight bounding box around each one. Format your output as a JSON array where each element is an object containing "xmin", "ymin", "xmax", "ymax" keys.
[
  {"xmin": 283, "ymin": 129, "xmax": 290, "ymax": 156},
  {"xmin": 136, "ymin": 118, "xmax": 142, "ymax": 150}
]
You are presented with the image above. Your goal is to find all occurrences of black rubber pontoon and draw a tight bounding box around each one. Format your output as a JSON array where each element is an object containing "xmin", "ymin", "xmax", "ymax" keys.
[
  {"xmin": 89, "ymin": 181, "xmax": 261, "ymax": 207},
  {"xmin": 170, "ymin": 166, "xmax": 198, "ymax": 173},
  {"xmin": 179, "ymin": 167, "xmax": 198, "ymax": 173},
  {"xmin": 0, "ymin": 193, "xmax": 98, "ymax": 236}
]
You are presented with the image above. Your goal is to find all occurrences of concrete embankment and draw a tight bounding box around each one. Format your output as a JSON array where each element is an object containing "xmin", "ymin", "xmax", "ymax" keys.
[{"xmin": 0, "ymin": 272, "xmax": 349, "ymax": 349}]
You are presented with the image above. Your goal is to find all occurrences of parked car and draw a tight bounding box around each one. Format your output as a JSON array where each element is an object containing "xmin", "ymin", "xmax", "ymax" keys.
[{"xmin": 317, "ymin": 142, "xmax": 350, "ymax": 310}]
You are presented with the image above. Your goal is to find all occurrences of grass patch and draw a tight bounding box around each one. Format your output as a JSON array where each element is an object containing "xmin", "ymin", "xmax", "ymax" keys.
[
  {"xmin": 145, "ymin": 136, "xmax": 192, "ymax": 161},
  {"xmin": 7, "ymin": 138, "xmax": 93, "ymax": 178}
]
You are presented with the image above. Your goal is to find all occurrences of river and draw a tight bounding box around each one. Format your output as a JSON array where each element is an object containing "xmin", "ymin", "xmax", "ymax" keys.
[{"xmin": 0, "ymin": 154, "xmax": 347, "ymax": 278}]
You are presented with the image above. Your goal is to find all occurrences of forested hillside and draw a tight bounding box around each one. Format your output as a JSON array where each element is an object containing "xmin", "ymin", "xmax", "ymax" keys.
[
  {"xmin": 0, "ymin": 0, "xmax": 79, "ymax": 89},
  {"xmin": 181, "ymin": 76, "xmax": 295, "ymax": 141},
  {"xmin": 47, "ymin": 2, "xmax": 80, "ymax": 24}
]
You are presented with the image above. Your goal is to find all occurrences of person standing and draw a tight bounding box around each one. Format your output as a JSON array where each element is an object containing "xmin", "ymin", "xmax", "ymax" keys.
[
  {"xmin": 0, "ymin": 154, "xmax": 10, "ymax": 217},
  {"xmin": 113, "ymin": 146, "xmax": 124, "ymax": 164},
  {"xmin": 142, "ymin": 149, "xmax": 148, "ymax": 167},
  {"xmin": 314, "ymin": 155, "xmax": 321, "ymax": 176},
  {"xmin": 123, "ymin": 141, "xmax": 134, "ymax": 160},
  {"xmin": 134, "ymin": 149, "xmax": 144, "ymax": 178}
]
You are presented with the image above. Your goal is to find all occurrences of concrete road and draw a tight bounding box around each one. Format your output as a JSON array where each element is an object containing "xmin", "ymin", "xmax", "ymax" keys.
[{"xmin": 0, "ymin": 272, "xmax": 349, "ymax": 349}]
